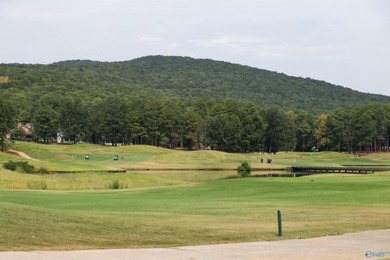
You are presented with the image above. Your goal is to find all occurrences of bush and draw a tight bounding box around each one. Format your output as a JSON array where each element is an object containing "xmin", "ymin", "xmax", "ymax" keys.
[
  {"xmin": 36, "ymin": 167, "xmax": 48, "ymax": 174},
  {"xmin": 110, "ymin": 180, "xmax": 120, "ymax": 189},
  {"xmin": 2, "ymin": 160, "xmax": 47, "ymax": 174},
  {"xmin": 237, "ymin": 161, "xmax": 252, "ymax": 177},
  {"xmin": 19, "ymin": 161, "xmax": 35, "ymax": 174},
  {"xmin": 3, "ymin": 161, "xmax": 17, "ymax": 171}
]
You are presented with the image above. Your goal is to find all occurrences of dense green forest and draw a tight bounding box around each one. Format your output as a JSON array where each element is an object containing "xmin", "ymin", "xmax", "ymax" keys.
[
  {"xmin": 1, "ymin": 55, "xmax": 389, "ymax": 113},
  {"xmin": 0, "ymin": 55, "xmax": 389, "ymax": 153}
]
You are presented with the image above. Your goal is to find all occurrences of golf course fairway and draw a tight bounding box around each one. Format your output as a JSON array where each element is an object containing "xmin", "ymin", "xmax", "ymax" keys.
[{"xmin": 0, "ymin": 174, "xmax": 389, "ymax": 251}]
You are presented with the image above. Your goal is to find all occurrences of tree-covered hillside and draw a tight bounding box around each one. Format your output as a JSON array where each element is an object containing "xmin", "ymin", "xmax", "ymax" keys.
[
  {"xmin": 1, "ymin": 56, "xmax": 390, "ymax": 153},
  {"xmin": 1, "ymin": 55, "xmax": 389, "ymax": 114}
]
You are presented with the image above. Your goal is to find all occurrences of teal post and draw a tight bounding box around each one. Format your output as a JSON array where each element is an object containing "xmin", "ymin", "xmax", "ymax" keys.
[{"xmin": 277, "ymin": 210, "xmax": 282, "ymax": 236}]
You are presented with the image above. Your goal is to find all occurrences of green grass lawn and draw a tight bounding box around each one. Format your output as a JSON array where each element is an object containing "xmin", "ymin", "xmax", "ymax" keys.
[
  {"xmin": 5, "ymin": 141, "xmax": 390, "ymax": 173},
  {"xmin": 0, "ymin": 142, "xmax": 389, "ymax": 251},
  {"xmin": 8, "ymin": 142, "xmax": 176, "ymax": 171},
  {"xmin": 0, "ymin": 174, "xmax": 389, "ymax": 251}
]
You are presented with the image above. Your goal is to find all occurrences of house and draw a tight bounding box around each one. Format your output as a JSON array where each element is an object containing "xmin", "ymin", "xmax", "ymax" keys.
[
  {"xmin": 12, "ymin": 123, "xmax": 33, "ymax": 141},
  {"xmin": 56, "ymin": 131, "xmax": 74, "ymax": 144}
]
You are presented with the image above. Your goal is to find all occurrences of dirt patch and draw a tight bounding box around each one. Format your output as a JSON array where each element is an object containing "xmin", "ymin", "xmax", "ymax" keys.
[{"xmin": 6, "ymin": 150, "xmax": 38, "ymax": 161}]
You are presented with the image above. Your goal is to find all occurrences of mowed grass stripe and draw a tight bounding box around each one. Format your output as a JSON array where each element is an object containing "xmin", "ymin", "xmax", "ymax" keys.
[
  {"xmin": 0, "ymin": 175, "xmax": 389, "ymax": 250},
  {"xmin": 1, "ymin": 176, "xmax": 389, "ymax": 211}
]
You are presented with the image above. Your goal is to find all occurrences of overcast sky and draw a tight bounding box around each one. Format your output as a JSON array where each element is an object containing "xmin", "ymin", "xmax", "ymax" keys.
[{"xmin": 1, "ymin": 0, "xmax": 389, "ymax": 96}]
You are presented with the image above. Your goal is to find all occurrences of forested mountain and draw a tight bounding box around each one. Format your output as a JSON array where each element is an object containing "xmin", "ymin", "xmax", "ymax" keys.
[
  {"xmin": 1, "ymin": 55, "xmax": 389, "ymax": 114},
  {"xmin": 1, "ymin": 56, "xmax": 389, "ymax": 153}
]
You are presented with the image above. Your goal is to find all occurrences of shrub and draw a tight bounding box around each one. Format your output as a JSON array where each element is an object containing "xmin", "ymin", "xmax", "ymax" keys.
[
  {"xmin": 3, "ymin": 161, "xmax": 17, "ymax": 171},
  {"xmin": 19, "ymin": 161, "xmax": 35, "ymax": 174},
  {"xmin": 36, "ymin": 167, "xmax": 48, "ymax": 174},
  {"xmin": 110, "ymin": 180, "xmax": 120, "ymax": 189},
  {"xmin": 237, "ymin": 161, "xmax": 252, "ymax": 177},
  {"xmin": 2, "ymin": 160, "xmax": 47, "ymax": 174}
]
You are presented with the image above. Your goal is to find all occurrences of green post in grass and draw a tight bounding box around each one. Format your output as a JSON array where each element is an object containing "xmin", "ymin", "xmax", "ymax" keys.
[{"xmin": 277, "ymin": 210, "xmax": 282, "ymax": 236}]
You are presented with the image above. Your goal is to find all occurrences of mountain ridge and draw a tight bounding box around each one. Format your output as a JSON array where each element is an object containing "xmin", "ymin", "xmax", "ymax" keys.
[{"xmin": 1, "ymin": 55, "xmax": 389, "ymax": 114}]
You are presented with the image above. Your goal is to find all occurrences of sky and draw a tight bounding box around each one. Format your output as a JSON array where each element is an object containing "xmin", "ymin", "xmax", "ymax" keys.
[{"xmin": 1, "ymin": 0, "xmax": 389, "ymax": 96}]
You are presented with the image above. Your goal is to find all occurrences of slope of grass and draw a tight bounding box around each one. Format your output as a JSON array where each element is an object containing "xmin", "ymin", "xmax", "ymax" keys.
[
  {"xmin": 9, "ymin": 141, "xmax": 390, "ymax": 171},
  {"xmin": 0, "ymin": 174, "xmax": 389, "ymax": 250},
  {"xmin": 0, "ymin": 170, "xmax": 235, "ymax": 190},
  {"xmin": 2, "ymin": 141, "xmax": 390, "ymax": 191},
  {"xmin": 9, "ymin": 142, "xmax": 175, "ymax": 171}
]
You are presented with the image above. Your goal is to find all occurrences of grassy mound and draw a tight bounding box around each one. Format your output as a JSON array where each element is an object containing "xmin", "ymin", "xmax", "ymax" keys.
[{"xmin": 7, "ymin": 141, "xmax": 390, "ymax": 172}]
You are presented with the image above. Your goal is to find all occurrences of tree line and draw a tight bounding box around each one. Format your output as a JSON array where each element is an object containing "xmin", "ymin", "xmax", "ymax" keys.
[{"xmin": 2, "ymin": 94, "xmax": 389, "ymax": 153}]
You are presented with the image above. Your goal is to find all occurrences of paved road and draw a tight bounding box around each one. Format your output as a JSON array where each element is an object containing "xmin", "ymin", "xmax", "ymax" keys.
[{"xmin": 0, "ymin": 229, "xmax": 389, "ymax": 260}]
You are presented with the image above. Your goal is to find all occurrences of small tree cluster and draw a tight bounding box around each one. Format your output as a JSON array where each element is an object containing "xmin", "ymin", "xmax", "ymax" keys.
[{"xmin": 237, "ymin": 161, "xmax": 252, "ymax": 177}]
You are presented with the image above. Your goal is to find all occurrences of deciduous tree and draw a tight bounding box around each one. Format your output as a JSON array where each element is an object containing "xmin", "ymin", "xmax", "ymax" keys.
[{"xmin": 0, "ymin": 96, "xmax": 17, "ymax": 151}]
